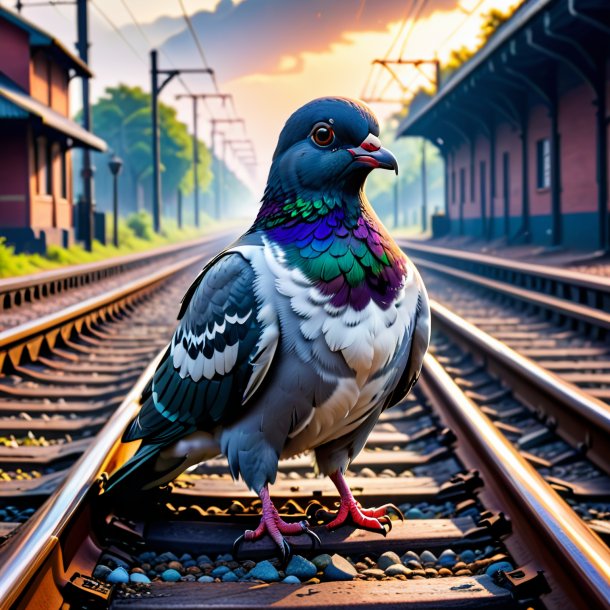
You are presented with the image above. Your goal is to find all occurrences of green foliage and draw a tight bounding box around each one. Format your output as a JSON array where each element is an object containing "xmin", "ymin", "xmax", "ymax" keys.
[
  {"xmin": 126, "ymin": 210, "xmax": 155, "ymax": 240},
  {"xmin": 0, "ymin": 212, "xmax": 227, "ymax": 278},
  {"xmin": 89, "ymin": 85, "xmax": 214, "ymax": 214},
  {"xmin": 441, "ymin": 4, "xmax": 521, "ymax": 79},
  {"xmin": 0, "ymin": 239, "xmax": 55, "ymax": 277}
]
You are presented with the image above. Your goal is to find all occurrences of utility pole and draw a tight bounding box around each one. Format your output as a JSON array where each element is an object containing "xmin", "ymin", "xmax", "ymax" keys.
[
  {"xmin": 421, "ymin": 139, "xmax": 428, "ymax": 232},
  {"xmin": 176, "ymin": 93, "xmax": 231, "ymax": 227},
  {"xmin": 372, "ymin": 57, "xmax": 441, "ymax": 91},
  {"xmin": 364, "ymin": 57, "xmax": 441, "ymax": 105},
  {"xmin": 209, "ymin": 118, "xmax": 245, "ymax": 219},
  {"xmin": 150, "ymin": 50, "xmax": 213, "ymax": 233},
  {"xmin": 177, "ymin": 188, "xmax": 183, "ymax": 229},
  {"xmin": 76, "ymin": 0, "xmax": 94, "ymax": 251}
]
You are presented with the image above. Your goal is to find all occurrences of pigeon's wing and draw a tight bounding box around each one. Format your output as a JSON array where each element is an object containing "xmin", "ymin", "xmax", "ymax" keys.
[
  {"xmin": 124, "ymin": 250, "xmax": 279, "ymax": 446},
  {"xmin": 383, "ymin": 274, "xmax": 430, "ymax": 410}
]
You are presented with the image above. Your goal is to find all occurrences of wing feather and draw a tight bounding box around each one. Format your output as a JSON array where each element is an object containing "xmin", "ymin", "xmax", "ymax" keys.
[{"xmin": 123, "ymin": 251, "xmax": 279, "ymax": 444}]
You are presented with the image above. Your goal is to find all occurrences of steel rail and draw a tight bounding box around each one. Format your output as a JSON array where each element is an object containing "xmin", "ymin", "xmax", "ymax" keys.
[
  {"xmin": 399, "ymin": 239, "xmax": 610, "ymax": 293},
  {"xmin": 0, "ymin": 251, "xmax": 207, "ymax": 372},
  {"xmin": 0, "ymin": 351, "xmax": 164, "ymax": 609},
  {"xmin": 0, "ymin": 229, "xmax": 237, "ymax": 309},
  {"xmin": 430, "ymin": 298, "xmax": 610, "ymax": 468},
  {"xmin": 412, "ymin": 256, "xmax": 610, "ymax": 330},
  {"xmin": 421, "ymin": 353, "xmax": 610, "ymax": 610}
]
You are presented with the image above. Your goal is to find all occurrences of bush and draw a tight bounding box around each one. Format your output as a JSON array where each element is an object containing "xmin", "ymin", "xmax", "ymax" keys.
[
  {"xmin": 126, "ymin": 211, "xmax": 155, "ymax": 241},
  {"xmin": 0, "ymin": 210, "xmax": 220, "ymax": 278}
]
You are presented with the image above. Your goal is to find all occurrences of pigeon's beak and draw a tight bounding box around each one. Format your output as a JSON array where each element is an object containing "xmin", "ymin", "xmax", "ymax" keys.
[{"xmin": 348, "ymin": 133, "xmax": 399, "ymax": 175}]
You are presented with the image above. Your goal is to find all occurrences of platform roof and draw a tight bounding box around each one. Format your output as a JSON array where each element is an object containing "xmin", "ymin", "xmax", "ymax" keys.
[
  {"xmin": 396, "ymin": 0, "xmax": 554, "ymax": 139},
  {"xmin": 0, "ymin": 6, "xmax": 92, "ymax": 78},
  {"xmin": 0, "ymin": 75, "xmax": 106, "ymax": 152}
]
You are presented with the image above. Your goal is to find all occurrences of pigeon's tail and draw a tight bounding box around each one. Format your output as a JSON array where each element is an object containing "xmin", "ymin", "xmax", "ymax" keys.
[{"xmin": 101, "ymin": 442, "xmax": 180, "ymax": 500}]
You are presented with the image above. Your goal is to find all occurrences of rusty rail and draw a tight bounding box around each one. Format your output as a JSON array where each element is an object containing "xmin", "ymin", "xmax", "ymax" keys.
[
  {"xmin": 421, "ymin": 354, "xmax": 610, "ymax": 610},
  {"xmin": 429, "ymin": 299, "xmax": 610, "ymax": 470},
  {"xmin": 399, "ymin": 240, "xmax": 610, "ymax": 332},
  {"xmin": 0, "ymin": 252, "xmax": 207, "ymax": 374},
  {"xmin": 0, "ymin": 351, "xmax": 162, "ymax": 609}
]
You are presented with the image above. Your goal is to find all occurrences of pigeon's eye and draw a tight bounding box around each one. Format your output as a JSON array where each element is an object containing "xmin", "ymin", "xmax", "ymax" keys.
[{"xmin": 312, "ymin": 124, "xmax": 335, "ymax": 147}]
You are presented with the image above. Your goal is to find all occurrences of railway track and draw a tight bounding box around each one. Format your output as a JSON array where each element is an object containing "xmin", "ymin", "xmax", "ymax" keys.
[
  {"xmin": 398, "ymin": 239, "xmax": 610, "ymax": 402},
  {"xmin": 0, "ymin": 230, "xmax": 238, "ymax": 538},
  {"xmin": 0, "ymin": 299, "xmax": 608, "ymax": 608},
  {"xmin": 0, "ymin": 231, "xmax": 239, "ymax": 331},
  {"xmin": 0, "ymin": 236, "xmax": 608, "ymax": 608},
  {"xmin": 397, "ymin": 240, "xmax": 610, "ymax": 541}
]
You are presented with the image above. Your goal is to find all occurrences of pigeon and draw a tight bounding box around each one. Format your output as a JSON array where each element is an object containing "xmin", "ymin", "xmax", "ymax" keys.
[{"xmin": 104, "ymin": 96, "xmax": 430, "ymax": 557}]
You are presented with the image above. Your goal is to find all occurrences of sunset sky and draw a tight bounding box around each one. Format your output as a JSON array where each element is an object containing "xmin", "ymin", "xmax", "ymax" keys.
[{"xmin": 5, "ymin": 0, "xmax": 519, "ymax": 193}]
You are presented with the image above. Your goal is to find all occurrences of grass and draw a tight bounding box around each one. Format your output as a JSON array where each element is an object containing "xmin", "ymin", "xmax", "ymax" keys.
[{"xmin": 0, "ymin": 211, "xmax": 233, "ymax": 279}]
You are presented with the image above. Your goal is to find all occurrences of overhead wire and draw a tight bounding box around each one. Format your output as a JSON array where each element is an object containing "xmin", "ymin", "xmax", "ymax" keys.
[
  {"xmin": 368, "ymin": 0, "xmax": 490, "ymax": 103},
  {"xmin": 119, "ymin": 0, "xmax": 249, "ymax": 167},
  {"xmin": 362, "ymin": 0, "xmax": 416, "ymax": 98},
  {"xmin": 434, "ymin": 0, "xmax": 488, "ymax": 53},
  {"xmin": 395, "ymin": 0, "xmax": 489, "ymax": 98},
  {"xmin": 90, "ymin": 0, "xmax": 147, "ymax": 65},
  {"xmin": 175, "ymin": 0, "xmax": 253, "ymax": 178},
  {"xmin": 397, "ymin": 0, "xmax": 429, "ymax": 58}
]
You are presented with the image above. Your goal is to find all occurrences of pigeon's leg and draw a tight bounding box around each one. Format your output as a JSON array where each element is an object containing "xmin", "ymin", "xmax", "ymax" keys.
[
  {"xmin": 325, "ymin": 470, "xmax": 402, "ymax": 533},
  {"xmin": 233, "ymin": 485, "xmax": 320, "ymax": 561}
]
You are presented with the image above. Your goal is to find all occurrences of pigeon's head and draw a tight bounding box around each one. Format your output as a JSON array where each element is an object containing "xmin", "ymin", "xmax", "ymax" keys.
[{"xmin": 264, "ymin": 97, "xmax": 398, "ymax": 201}]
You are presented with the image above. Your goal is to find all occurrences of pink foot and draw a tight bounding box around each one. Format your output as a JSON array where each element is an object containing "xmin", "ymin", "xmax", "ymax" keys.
[
  {"xmin": 233, "ymin": 486, "xmax": 320, "ymax": 560},
  {"xmin": 325, "ymin": 471, "xmax": 403, "ymax": 533}
]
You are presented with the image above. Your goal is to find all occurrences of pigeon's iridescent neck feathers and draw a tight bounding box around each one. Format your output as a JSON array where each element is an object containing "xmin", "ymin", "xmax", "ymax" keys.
[{"xmin": 251, "ymin": 194, "xmax": 407, "ymax": 311}]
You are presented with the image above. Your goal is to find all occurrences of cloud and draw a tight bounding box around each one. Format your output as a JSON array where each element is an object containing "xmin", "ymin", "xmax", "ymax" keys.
[{"xmin": 160, "ymin": 0, "xmax": 456, "ymax": 83}]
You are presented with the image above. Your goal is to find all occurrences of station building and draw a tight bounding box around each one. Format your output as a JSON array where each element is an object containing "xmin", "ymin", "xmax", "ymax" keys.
[
  {"xmin": 398, "ymin": 0, "xmax": 610, "ymax": 252},
  {"xmin": 0, "ymin": 7, "xmax": 106, "ymax": 253}
]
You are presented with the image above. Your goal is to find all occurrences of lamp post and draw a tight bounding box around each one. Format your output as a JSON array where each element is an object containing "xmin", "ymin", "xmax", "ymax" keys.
[{"xmin": 108, "ymin": 154, "xmax": 123, "ymax": 248}]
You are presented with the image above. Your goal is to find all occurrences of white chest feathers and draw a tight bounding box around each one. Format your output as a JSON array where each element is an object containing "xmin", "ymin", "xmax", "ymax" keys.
[{"xmin": 259, "ymin": 238, "xmax": 415, "ymax": 386}]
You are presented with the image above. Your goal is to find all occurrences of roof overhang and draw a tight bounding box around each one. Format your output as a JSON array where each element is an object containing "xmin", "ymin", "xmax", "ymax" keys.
[
  {"xmin": 0, "ymin": 7, "xmax": 92, "ymax": 78},
  {"xmin": 397, "ymin": 0, "xmax": 556, "ymax": 139},
  {"xmin": 0, "ymin": 77, "xmax": 106, "ymax": 152}
]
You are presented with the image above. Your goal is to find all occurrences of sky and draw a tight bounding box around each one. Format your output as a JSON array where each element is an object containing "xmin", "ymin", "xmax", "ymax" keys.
[{"xmin": 2, "ymin": 0, "xmax": 520, "ymax": 194}]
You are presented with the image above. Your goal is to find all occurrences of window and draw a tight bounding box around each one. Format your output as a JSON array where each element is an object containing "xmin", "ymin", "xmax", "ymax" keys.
[
  {"xmin": 470, "ymin": 153, "xmax": 475, "ymax": 202},
  {"xmin": 451, "ymin": 170, "xmax": 456, "ymax": 204},
  {"xmin": 536, "ymin": 138, "xmax": 551, "ymax": 189},
  {"xmin": 459, "ymin": 168, "xmax": 466, "ymax": 204},
  {"xmin": 60, "ymin": 147, "xmax": 67, "ymax": 198},
  {"xmin": 480, "ymin": 160, "xmax": 486, "ymax": 214},
  {"xmin": 35, "ymin": 137, "xmax": 49, "ymax": 195}
]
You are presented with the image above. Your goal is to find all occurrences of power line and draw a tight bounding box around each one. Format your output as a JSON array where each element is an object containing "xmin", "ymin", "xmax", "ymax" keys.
[
  {"xmin": 89, "ymin": 2, "xmax": 139, "ymax": 61},
  {"xmin": 177, "ymin": 0, "xmax": 209, "ymax": 67},
  {"xmin": 362, "ymin": 0, "xmax": 416, "ymax": 99},
  {"xmin": 397, "ymin": 0, "xmax": 429, "ymax": 58},
  {"xmin": 435, "ymin": 0, "xmax": 488, "ymax": 53},
  {"xmin": 89, "ymin": 0, "xmax": 146, "ymax": 65},
  {"xmin": 364, "ymin": 0, "xmax": 429, "ymax": 102},
  {"xmin": 119, "ymin": 0, "xmax": 153, "ymax": 49},
  {"xmin": 112, "ymin": 0, "xmax": 254, "ymax": 179}
]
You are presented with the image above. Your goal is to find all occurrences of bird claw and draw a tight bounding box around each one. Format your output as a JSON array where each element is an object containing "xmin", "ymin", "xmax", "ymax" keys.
[
  {"xmin": 376, "ymin": 503, "xmax": 404, "ymax": 522},
  {"xmin": 232, "ymin": 519, "xmax": 319, "ymax": 564},
  {"xmin": 323, "ymin": 500, "xmax": 395, "ymax": 535},
  {"xmin": 232, "ymin": 532, "xmax": 246, "ymax": 558},
  {"xmin": 279, "ymin": 537, "xmax": 292, "ymax": 566},
  {"xmin": 300, "ymin": 521, "xmax": 322, "ymax": 548}
]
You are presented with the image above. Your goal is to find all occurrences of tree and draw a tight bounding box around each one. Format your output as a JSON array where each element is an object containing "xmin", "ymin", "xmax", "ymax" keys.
[
  {"xmin": 88, "ymin": 85, "xmax": 212, "ymax": 216},
  {"xmin": 441, "ymin": 5, "xmax": 520, "ymax": 81}
]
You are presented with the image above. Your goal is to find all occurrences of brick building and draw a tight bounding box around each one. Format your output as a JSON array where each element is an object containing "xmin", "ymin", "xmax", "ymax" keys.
[
  {"xmin": 398, "ymin": 0, "xmax": 610, "ymax": 252},
  {"xmin": 0, "ymin": 7, "xmax": 106, "ymax": 253}
]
